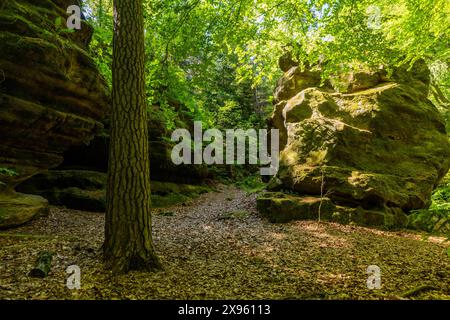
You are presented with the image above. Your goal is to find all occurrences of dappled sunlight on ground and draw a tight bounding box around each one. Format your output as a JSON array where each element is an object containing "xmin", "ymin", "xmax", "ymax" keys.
[
  {"xmin": 0, "ymin": 186, "xmax": 449, "ymax": 300},
  {"xmin": 291, "ymin": 221, "xmax": 351, "ymax": 249}
]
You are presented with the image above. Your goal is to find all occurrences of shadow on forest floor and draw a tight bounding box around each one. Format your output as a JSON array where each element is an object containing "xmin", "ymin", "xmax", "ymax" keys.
[{"xmin": 0, "ymin": 186, "xmax": 449, "ymax": 299}]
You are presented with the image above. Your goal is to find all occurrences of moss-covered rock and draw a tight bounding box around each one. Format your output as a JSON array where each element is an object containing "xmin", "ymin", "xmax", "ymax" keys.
[
  {"xmin": 0, "ymin": 1, "xmax": 109, "ymax": 191},
  {"xmin": 272, "ymin": 66, "xmax": 330, "ymax": 104},
  {"xmin": 54, "ymin": 187, "xmax": 106, "ymax": 212},
  {"xmin": 256, "ymin": 192, "xmax": 408, "ymax": 228},
  {"xmin": 0, "ymin": 0, "xmax": 109, "ymax": 226},
  {"xmin": 150, "ymin": 181, "xmax": 211, "ymax": 207},
  {"xmin": 276, "ymin": 82, "xmax": 450, "ymax": 212},
  {"xmin": 57, "ymin": 103, "xmax": 212, "ymax": 184},
  {"xmin": 0, "ymin": 192, "xmax": 49, "ymax": 229},
  {"xmin": 18, "ymin": 170, "xmax": 106, "ymax": 193},
  {"xmin": 17, "ymin": 170, "xmax": 106, "ymax": 212},
  {"xmin": 278, "ymin": 52, "xmax": 298, "ymax": 72},
  {"xmin": 151, "ymin": 181, "xmax": 210, "ymax": 197},
  {"xmin": 17, "ymin": 170, "xmax": 211, "ymax": 211},
  {"xmin": 263, "ymin": 59, "xmax": 450, "ymax": 227},
  {"xmin": 257, "ymin": 192, "xmax": 336, "ymax": 223}
]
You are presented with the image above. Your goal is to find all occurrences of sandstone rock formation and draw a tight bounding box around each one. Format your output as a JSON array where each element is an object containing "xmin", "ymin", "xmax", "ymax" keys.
[
  {"xmin": 259, "ymin": 60, "xmax": 450, "ymax": 228},
  {"xmin": 17, "ymin": 170, "xmax": 211, "ymax": 212},
  {"xmin": 17, "ymin": 170, "xmax": 107, "ymax": 212},
  {"xmin": 57, "ymin": 103, "xmax": 211, "ymax": 184},
  {"xmin": 0, "ymin": 0, "xmax": 109, "ymax": 227}
]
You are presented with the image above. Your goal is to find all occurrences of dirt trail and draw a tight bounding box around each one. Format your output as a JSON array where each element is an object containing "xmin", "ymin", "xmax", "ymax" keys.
[{"xmin": 1, "ymin": 185, "xmax": 449, "ymax": 299}]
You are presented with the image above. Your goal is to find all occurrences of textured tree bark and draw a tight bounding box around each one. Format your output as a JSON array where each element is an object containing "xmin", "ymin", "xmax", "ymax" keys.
[{"xmin": 104, "ymin": 0, "xmax": 161, "ymax": 274}]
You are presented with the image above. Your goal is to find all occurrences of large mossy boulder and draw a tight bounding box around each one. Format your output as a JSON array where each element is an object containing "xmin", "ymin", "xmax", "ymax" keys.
[
  {"xmin": 0, "ymin": 0, "xmax": 109, "ymax": 227},
  {"xmin": 257, "ymin": 192, "xmax": 335, "ymax": 223},
  {"xmin": 260, "ymin": 60, "xmax": 450, "ymax": 227}
]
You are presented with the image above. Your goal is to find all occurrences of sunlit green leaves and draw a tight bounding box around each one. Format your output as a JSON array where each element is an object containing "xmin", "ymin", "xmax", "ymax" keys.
[
  {"xmin": 0, "ymin": 167, "xmax": 18, "ymax": 176},
  {"xmin": 83, "ymin": 0, "xmax": 450, "ymax": 125}
]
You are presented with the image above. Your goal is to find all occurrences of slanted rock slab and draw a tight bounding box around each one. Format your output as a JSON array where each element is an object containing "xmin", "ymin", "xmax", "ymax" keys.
[{"xmin": 0, "ymin": 193, "xmax": 49, "ymax": 229}]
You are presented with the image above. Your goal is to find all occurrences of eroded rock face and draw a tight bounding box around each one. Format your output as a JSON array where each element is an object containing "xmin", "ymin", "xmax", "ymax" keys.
[
  {"xmin": 17, "ymin": 170, "xmax": 211, "ymax": 212},
  {"xmin": 56, "ymin": 103, "xmax": 212, "ymax": 184},
  {"xmin": 260, "ymin": 60, "xmax": 450, "ymax": 228},
  {"xmin": 17, "ymin": 170, "xmax": 107, "ymax": 212},
  {"xmin": 0, "ymin": 0, "xmax": 109, "ymax": 227}
]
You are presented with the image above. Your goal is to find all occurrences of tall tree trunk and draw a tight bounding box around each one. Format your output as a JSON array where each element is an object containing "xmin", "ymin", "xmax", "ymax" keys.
[{"xmin": 104, "ymin": 0, "xmax": 161, "ymax": 274}]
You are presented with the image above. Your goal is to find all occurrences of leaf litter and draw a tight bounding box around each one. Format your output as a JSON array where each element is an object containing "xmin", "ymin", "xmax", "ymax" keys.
[{"xmin": 0, "ymin": 185, "xmax": 449, "ymax": 300}]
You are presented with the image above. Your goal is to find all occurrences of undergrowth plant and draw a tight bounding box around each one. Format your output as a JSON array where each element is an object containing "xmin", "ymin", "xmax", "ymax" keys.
[{"xmin": 409, "ymin": 174, "xmax": 450, "ymax": 236}]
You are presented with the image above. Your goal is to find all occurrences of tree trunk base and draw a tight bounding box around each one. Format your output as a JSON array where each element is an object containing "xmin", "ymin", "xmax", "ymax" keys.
[{"xmin": 104, "ymin": 250, "xmax": 162, "ymax": 275}]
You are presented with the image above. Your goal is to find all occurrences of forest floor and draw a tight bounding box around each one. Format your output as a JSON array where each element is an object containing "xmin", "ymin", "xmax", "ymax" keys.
[{"xmin": 0, "ymin": 185, "xmax": 449, "ymax": 300}]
